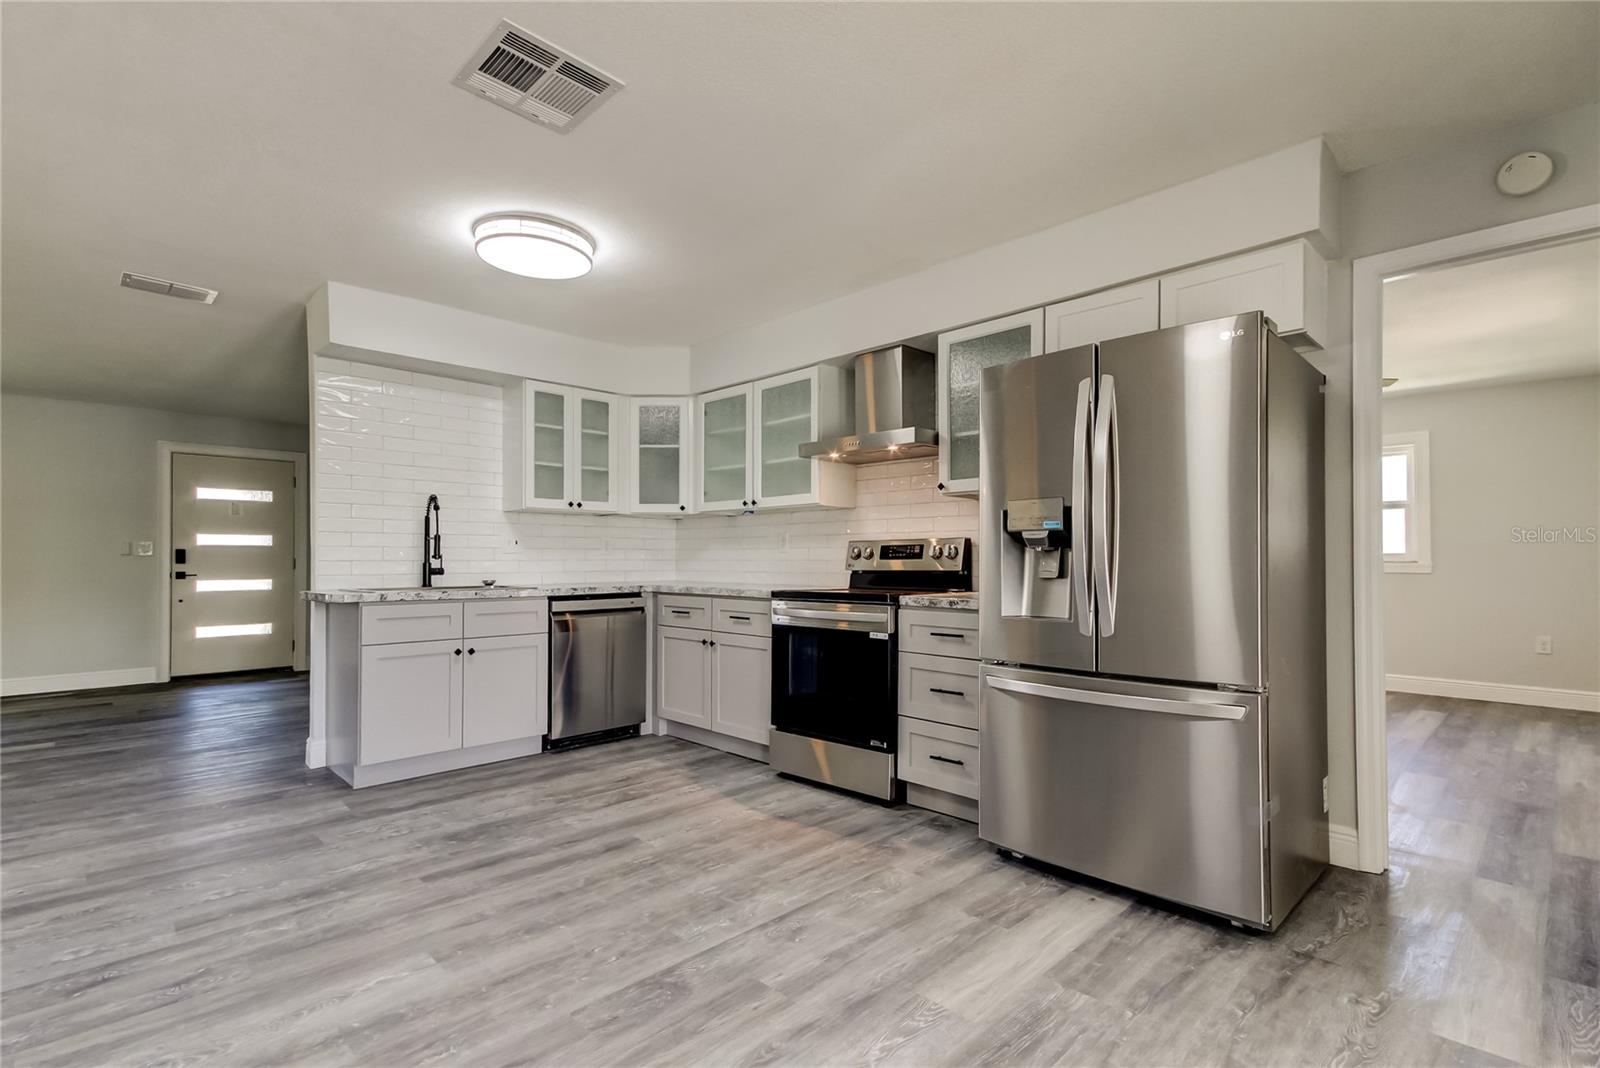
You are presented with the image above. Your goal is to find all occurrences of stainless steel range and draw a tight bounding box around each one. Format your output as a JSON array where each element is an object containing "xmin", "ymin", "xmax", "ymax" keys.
[{"xmin": 769, "ymin": 536, "xmax": 973, "ymax": 801}]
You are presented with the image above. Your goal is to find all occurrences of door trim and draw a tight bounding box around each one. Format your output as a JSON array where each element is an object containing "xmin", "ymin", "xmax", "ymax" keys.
[
  {"xmin": 1349, "ymin": 203, "xmax": 1599, "ymax": 875},
  {"xmin": 157, "ymin": 441, "xmax": 309, "ymax": 684}
]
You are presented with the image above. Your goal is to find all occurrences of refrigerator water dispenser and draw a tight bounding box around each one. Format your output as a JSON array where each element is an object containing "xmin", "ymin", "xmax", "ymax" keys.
[{"xmin": 1001, "ymin": 496, "xmax": 1072, "ymax": 620}]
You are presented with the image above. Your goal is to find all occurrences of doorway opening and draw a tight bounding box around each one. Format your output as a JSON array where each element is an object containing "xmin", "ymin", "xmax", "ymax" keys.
[
  {"xmin": 157, "ymin": 442, "xmax": 309, "ymax": 682},
  {"xmin": 1351, "ymin": 206, "xmax": 1600, "ymax": 875}
]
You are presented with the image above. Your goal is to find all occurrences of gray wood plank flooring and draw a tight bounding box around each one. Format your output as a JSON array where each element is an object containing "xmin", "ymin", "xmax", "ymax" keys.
[{"xmin": 2, "ymin": 677, "xmax": 1596, "ymax": 1066}]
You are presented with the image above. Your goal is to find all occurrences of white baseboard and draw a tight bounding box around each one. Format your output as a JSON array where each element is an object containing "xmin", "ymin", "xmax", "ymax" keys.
[
  {"xmin": 305, "ymin": 737, "xmax": 327, "ymax": 769},
  {"xmin": 1, "ymin": 667, "xmax": 158, "ymax": 699},
  {"xmin": 1328, "ymin": 823, "xmax": 1361, "ymax": 870},
  {"xmin": 1386, "ymin": 673, "xmax": 1599, "ymax": 713}
]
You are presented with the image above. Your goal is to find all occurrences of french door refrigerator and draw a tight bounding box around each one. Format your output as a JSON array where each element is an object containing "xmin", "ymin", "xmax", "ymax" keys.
[{"xmin": 977, "ymin": 312, "xmax": 1328, "ymax": 930}]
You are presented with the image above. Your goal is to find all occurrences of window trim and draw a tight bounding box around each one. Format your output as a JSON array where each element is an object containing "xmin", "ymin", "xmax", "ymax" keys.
[{"xmin": 1382, "ymin": 430, "xmax": 1432, "ymax": 573}]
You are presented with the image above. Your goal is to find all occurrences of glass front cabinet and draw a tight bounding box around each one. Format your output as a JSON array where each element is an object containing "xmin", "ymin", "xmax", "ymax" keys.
[
  {"xmin": 629, "ymin": 397, "xmax": 695, "ymax": 514},
  {"xmin": 694, "ymin": 367, "xmax": 855, "ymax": 514},
  {"xmin": 503, "ymin": 381, "xmax": 621, "ymax": 513},
  {"xmin": 936, "ymin": 308, "xmax": 1044, "ymax": 496}
]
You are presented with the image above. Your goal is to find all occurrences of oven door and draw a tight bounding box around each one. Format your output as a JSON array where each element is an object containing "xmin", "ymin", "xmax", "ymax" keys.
[{"xmin": 770, "ymin": 600, "xmax": 897, "ymax": 752}]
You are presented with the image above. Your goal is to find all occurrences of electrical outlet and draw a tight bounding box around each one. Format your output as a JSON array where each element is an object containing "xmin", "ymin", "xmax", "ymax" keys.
[
  {"xmin": 135, "ymin": 541, "xmax": 154, "ymax": 557},
  {"xmin": 1535, "ymin": 635, "xmax": 1553, "ymax": 655},
  {"xmin": 1321, "ymin": 776, "xmax": 1329, "ymax": 814}
]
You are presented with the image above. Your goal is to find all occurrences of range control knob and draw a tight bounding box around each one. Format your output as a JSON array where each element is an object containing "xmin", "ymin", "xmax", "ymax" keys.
[
  {"xmin": 863, "ymin": 546, "xmax": 875, "ymax": 560},
  {"xmin": 849, "ymin": 545, "xmax": 862, "ymax": 560},
  {"xmin": 929, "ymin": 544, "xmax": 944, "ymax": 559},
  {"xmin": 946, "ymin": 543, "xmax": 960, "ymax": 559}
]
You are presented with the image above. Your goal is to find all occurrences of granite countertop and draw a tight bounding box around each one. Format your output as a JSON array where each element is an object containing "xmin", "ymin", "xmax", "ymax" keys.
[
  {"xmin": 303, "ymin": 583, "xmax": 775, "ymax": 604},
  {"xmin": 898, "ymin": 592, "xmax": 977, "ymax": 610}
]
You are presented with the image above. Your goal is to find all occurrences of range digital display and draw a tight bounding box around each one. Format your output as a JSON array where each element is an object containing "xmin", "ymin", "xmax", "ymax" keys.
[{"xmin": 880, "ymin": 543, "xmax": 925, "ymax": 560}]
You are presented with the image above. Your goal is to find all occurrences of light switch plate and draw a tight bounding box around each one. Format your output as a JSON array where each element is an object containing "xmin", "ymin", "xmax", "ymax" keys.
[
  {"xmin": 1535, "ymin": 635, "xmax": 1553, "ymax": 655},
  {"xmin": 135, "ymin": 541, "xmax": 154, "ymax": 557},
  {"xmin": 120, "ymin": 541, "xmax": 133, "ymax": 556}
]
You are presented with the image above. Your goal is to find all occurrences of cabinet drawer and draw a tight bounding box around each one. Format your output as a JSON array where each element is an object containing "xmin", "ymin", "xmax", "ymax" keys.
[
  {"xmin": 713, "ymin": 598, "xmax": 771, "ymax": 637},
  {"xmin": 898, "ymin": 718, "xmax": 980, "ymax": 800},
  {"xmin": 900, "ymin": 608, "xmax": 979, "ymax": 659},
  {"xmin": 898, "ymin": 652, "xmax": 980, "ymax": 731},
  {"xmin": 464, "ymin": 599, "xmax": 548, "ymax": 638},
  {"xmin": 657, "ymin": 595, "xmax": 711, "ymax": 630},
  {"xmin": 360, "ymin": 602, "xmax": 463, "ymax": 646}
]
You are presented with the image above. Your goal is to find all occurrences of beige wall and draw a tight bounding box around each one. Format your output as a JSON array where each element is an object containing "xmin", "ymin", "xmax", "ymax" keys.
[
  {"xmin": 1, "ymin": 393, "xmax": 307, "ymax": 686},
  {"xmin": 1382, "ymin": 375, "xmax": 1600, "ymax": 694},
  {"xmin": 1314, "ymin": 99, "xmax": 1600, "ymax": 833}
]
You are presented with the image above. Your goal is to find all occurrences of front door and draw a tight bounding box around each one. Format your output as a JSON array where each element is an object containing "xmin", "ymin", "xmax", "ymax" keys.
[{"xmin": 170, "ymin": 453, "xmax": 296, "ymax": 676}]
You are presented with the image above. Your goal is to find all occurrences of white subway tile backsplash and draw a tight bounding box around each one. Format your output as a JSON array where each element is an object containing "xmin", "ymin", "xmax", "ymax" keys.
[{"xmin": 311, "ymin": 358, "xmax": 979, "ymax": 592}]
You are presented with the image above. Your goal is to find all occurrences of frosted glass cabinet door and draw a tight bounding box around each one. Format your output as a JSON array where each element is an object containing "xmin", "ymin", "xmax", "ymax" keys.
[
  {"xmin": 574, "ymin": 391, "xmax": 618, "ymax": 512},
  {"xmin": 631, "ymin": 398, "xmax": 692, "ymax": 514},
  {"xmin": 526, "ymin": 387, "xmax": 568, "ymax": 508},
  {"xmin": 937, "ymin": 309, "xmax": 1044, "ymax": 495},
  {"xmin": 756, "ymin": 370, "xmax": 816, "ymax": 505},
  {"xmin": 699, "ymin": 385, "xmax": 751, "ymax": 511}
]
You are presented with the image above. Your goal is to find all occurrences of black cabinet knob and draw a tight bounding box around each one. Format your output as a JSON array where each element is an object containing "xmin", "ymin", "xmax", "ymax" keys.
[
  {"xmin": 467, "ymin": 648, "xmax": 476, "ymax": 655},
  {"xmin": 576, "ymin": 502, "xmax": 583, "ymax": 508},
  {"xmin": 454, "ymin": 648, "xmax": 462, "ymax": 656},
  {"xmin": 936, "ymin": 482, "xmax": 945, "ymax": 491},
  {"xmin": 708, "ymin": 640, "xmax": 716, "ymax": 647},
  {"xmin": 700, "ymin": 638, "xmax": 708, "ymax": 646},
  {"xmin": 679, "ymin": 505, "xmax": 686, "ymax": 511},
  {"xmin": 567, "ymin": 501, "xmax": 574, "ymax": 508},
  {"xmin": 742, "ymin": 500, "xmax": 749, "ymax": 507}
]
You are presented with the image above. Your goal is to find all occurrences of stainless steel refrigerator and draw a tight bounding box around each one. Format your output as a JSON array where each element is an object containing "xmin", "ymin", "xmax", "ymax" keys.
[{"xmin": 977, "ymin": 311, "xmax": 1327, "ymax": 930}]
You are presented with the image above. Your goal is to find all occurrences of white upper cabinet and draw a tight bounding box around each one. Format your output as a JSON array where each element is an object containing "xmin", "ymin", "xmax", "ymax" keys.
[
  {"xmin": 1159, "ymin": 239, "xmax": 1328, "ymax": 347},
  {"xmin": 630, "ymin": 397, "xmax": 695, "ymax": 515},
  {"xmin": 504, "ymin": 382, "xmax": 621, "ymax": 514},
  {"xmin": 694, "ymin": 367, "xmax": 854, "ymax": 513},
  {"xmin": 1044, "ymin": 279, "xmax": 1160, "ymax": 352},
  {"xmin": 698, "ymin": 384, "xmax": 753, "ymax": 512},
  {"xmin": 752, "ymin": 366, "xmax": 854, "ymax": 511},
  {"xmin": 937, "ymin": 308, "xmax": 1044, "ymax": 496}
]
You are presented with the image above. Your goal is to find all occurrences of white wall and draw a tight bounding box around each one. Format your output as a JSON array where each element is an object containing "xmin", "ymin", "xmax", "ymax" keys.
[
  {"xmin": 312, "ymin": 358, "xmax": 678, "ymax": 590},
  {"xmin": 689, "ymin": 138, "xmax": 1338, "ymax": 389},
  {"xmin": 1382, "ymin": 376, "xmax": 1600, "ymax": 695},
  {"xmin": 676, "ymin": 459, "xmax": 978, "ymax": 589},
  {"xmin": 1, "ymin": 393, "xmax": 307, "ymax": 690}
]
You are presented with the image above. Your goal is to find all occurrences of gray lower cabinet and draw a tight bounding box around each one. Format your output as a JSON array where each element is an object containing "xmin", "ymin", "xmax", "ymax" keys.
[
  {"xmin": 896, "ymin": 608, "xmax": 980, "ymax": 816},
  {"xmin": 656, "ymin": 598, "xmax": 771, "ymax": 747},
  {"xmin": 710, "ymin": 630, "xmax": 771, "ymax": 744},
  {"xmin": 360, "ymin": 638, "xmax": 464, "ymax": 765},
  {"xmin": 657, "ymin": 625, "xmax": 713, "ymax": 729},
  {"xmin": 462, "ymin": 633, "xmax": 549, "ymax": 747}
]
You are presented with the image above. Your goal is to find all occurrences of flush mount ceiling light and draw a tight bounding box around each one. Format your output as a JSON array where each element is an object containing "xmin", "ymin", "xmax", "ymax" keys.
[{"xmin": 472, "ymin": 213, "xmax": 595, "ymax": 279}]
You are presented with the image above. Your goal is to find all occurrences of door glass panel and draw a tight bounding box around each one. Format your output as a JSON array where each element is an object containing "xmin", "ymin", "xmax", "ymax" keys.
[
  {"xmin": 948, "ymin": 324, "xmax": 1033, "ymax": 482},
  {"xmin": 771, "ymin": 626, "xmax": 894, "ymax": 749},
  {"xmin": 761, "ymin": 378, "xmax": 813, "ymax": 499},
  {"xmin": 195, "ymin": 622, "xmax": 273, "ymax": 638},
  {"xmin": 702, "ymin": 393, "xmax": 747, "ymax": 503},
  {"xmin": 531, "ymin": 390, "xmax": 566, "ymax": 501},
  {"xmin": 196, "ymin": 487, "xmax": 274, "ymax": 501},
  {"xmin": 637, "ymin": 404, "xmax": 682, "ymax": 505},
  {"xmin": 579, "ymin": 397, "xmax": 610, "ymax": 502}
]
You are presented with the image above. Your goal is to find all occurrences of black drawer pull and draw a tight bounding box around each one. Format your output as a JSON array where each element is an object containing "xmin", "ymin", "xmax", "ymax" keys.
[
  {"xmin": 929, "ymin": 754, "xmax": 966, "ymax": 767},
  {"xmin": 928, "ymin": 687, "xmax": 966, "ymax": 697},
  {"xmin": 928, "ymin": 631, "xmax": 968, "ymax": 640},
  {"xmin": 670, "ymin": 609, "xmax": 691, "ymax": 616},
  {"xmin": 727, "ymin": 614, "xmax": 752, "ymax": 622}
]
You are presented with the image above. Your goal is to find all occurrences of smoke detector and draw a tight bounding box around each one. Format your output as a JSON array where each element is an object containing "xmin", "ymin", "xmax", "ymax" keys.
[
  {"xmin": 119, "ymin": 272, "xmax": 218, "ymax": 304},
  {"xmin": 453, "ymin": 21, "xmax": 623, "ymax": 134}
]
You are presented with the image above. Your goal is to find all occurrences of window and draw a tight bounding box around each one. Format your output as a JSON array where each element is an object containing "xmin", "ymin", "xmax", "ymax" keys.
[
  {"xmin": 194, "ymin": 623, "xmax": 273, "ymax": 639},
  {"xmin": 1382, "ymin": 431, "xmax": 1431, "ymax": 573},
  {"xmin": 194, "ymin": 578, "xmax": 273, "ymax": 592},
  {"xmin": 195, "ymin": 533, "xmax": 273, "ymax": 546},
  {"xmin": 196, "ymin": 487, "xmax": 273, "ymax": 502}
]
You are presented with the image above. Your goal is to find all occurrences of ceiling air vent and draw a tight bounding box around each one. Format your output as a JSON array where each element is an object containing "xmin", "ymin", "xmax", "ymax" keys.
[
  {"xmin": 119, "ymin": 272, "xmax": 218, "ymax": 304},
  {"xmin": 453, "ymin": 20, "xmax": 623, "ymax": 134}
]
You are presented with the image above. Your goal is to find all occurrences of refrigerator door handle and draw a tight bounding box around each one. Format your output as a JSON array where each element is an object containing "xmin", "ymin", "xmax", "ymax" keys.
[
  {"xmin": 986, "ymin": 674, "xmax": 1247, "ymax": 720},
  {"xmin": 1071, "ymin": 376, "xmax": 1095, "ymax": 636},
  {"xmin": 1092, "ymin": 373, "xmax": 1120, "ymax": 635}
]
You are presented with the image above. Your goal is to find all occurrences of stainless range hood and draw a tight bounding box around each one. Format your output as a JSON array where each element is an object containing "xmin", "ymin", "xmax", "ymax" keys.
[{"xmin": 799, "ymin": 345, "xmax": 937, "ymax": 464}]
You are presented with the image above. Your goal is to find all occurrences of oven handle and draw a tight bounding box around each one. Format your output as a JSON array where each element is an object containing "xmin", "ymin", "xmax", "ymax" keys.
[{"xmin": 771, "ymin": 605, "xmax": 895, "ymax": 633}]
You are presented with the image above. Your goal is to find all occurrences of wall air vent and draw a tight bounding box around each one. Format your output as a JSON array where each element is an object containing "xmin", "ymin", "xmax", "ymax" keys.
[
  {"xmin": 452, "ymin": 20, "xmax": 623, "ymax": 134},
  {"xmin": 119, "ymin": 272, "xmax": 218, "ymax": 304}
]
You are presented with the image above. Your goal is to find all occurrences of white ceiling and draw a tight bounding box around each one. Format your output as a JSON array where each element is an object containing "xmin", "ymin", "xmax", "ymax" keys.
[
  {"xmin": 1383, "ymin": 236, "xmax": 1600, "ymax": 394},
  {"xmin": 4, "ymin": 2, "xmax": 1598, "ymax": 424}
]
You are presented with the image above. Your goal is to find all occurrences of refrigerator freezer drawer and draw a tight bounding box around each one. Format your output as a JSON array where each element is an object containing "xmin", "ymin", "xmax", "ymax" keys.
[{"xmin": 979, "ymin": 665, "xmax": 1269, "ymax": 927}]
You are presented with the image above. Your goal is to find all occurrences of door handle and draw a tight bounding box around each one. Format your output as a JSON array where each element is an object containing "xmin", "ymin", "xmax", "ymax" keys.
[
  {"xmin": 174, "ymin": 572, "xmax": 200, "ymax": 579},
  {"xmin": 985, "ymin": 674, "xmax": 1246, "ymax": 720},
  {"xmin": 1071, "ymin": 376, "xmax": 1094, "ymax": 637},
  {"xmin": 1092, "ymin": 373, "xmax": 1120, "ymax": 636}
]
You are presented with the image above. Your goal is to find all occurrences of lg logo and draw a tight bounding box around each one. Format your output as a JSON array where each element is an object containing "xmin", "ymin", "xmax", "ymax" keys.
[{"xmin": 1218, "ymin": 328, "xmax": 1246, "ymax": 340}]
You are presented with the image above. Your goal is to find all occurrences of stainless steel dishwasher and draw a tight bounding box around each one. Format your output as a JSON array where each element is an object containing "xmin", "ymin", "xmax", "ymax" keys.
[{"xmin": 548, "ymin": 595, "xmax": 647, "ymax": 749}]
